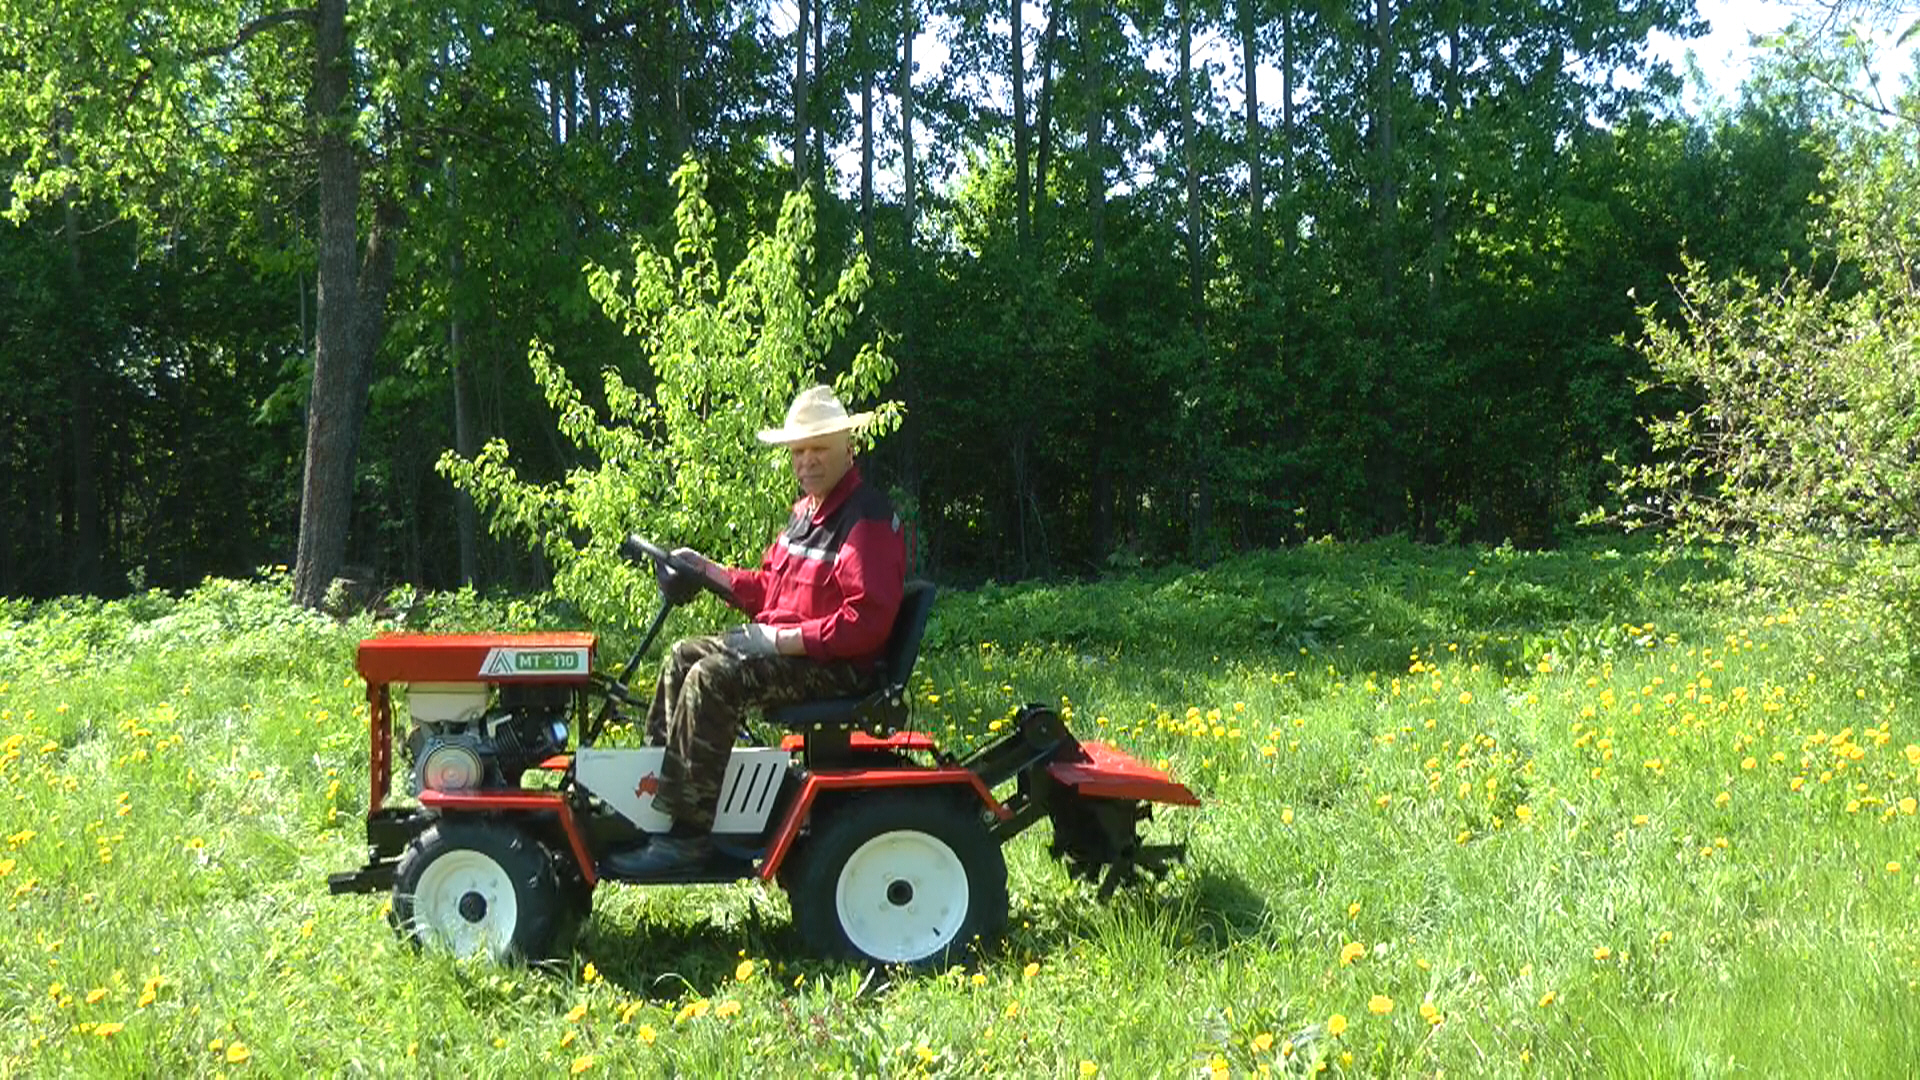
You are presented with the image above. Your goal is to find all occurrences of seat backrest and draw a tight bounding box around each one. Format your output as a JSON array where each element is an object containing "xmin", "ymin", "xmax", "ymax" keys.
[{"xmin": 881, "ymin": 580, "xmax": 937, "ymax": 689}]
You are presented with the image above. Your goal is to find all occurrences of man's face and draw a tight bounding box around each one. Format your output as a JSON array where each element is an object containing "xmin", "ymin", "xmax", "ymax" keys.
[{"xmin": 789, "ymin": 432, "xmax": 854, "ymax": 499}]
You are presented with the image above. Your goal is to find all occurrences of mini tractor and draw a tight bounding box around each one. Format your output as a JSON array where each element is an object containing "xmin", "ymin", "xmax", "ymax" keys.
[{"xmin": 329, "ymin": 538, "xmax": 1198, "ymax": 967}]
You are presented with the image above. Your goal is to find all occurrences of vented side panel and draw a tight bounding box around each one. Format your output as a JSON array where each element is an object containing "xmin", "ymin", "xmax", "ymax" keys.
[{"xmin": 576, "ymin": 747, "xmax": 790, "ymax": 833}]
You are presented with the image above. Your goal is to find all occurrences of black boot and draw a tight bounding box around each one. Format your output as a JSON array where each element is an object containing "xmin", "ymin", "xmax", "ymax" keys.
[{"xmin": 602, "ymin": 833, "xmax": 714, "ymax": 877}]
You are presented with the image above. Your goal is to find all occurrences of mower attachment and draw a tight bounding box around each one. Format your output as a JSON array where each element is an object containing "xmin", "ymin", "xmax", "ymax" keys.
[{"xmin": 965, "ymin": 704, "xmax": 1197, "ymax": 899}]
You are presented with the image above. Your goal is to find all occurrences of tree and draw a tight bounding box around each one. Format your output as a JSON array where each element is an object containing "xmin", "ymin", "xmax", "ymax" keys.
[
  {"xmin": 0, "ymin": 1, "xmax": 569, "ymax": 606},
  {"xmin": 440, "ymin": 159, "xmax": 899, "ymax": 630}
]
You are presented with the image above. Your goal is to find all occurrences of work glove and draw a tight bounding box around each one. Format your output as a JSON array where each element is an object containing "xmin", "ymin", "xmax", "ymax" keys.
[
  {"xmin": 724, "ymin": 623, "xmax": 781, "ymax": 658},
  {"xmin": 672, "ymin": 546, "xmax": 729, "ymax": 588}
]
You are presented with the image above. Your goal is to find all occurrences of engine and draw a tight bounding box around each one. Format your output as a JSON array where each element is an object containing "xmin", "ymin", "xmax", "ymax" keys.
[{"xmin": 400, "ymin": 682, "xmax": 573, "ymax": 795}]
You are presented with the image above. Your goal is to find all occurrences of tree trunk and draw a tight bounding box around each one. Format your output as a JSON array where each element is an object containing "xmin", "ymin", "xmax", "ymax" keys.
[
  {"xmin": 1240, "ymin": 0, "xmax": 1262, "ymax": 267},
  {"xmin": 666, "ymin": 5, "xmax": 690, "ymax": 162},
  {"xmin": 1372, "ymin": 0, "xmax": 1397, "ymax": 311},
  {"xmin": 292, "ymin": 0, "xmax": 406, "ymax": 609},
  {"xmin": 1428, "ymin": 24, "xmax": 1459, "ymax": 305},
  {"xmin": 861, "ymin": 51, "xmax": 874, "ymax": 250},
  {"xmin": 1012, "ymin": 0, "xmax": 1029, "ymax": 251},
  {"xmin": 1181, "ymin": 0, "xmax": 1201, "ymax": 317},
  {"xmin": 900, "ymin": 2, "xmax": 915, "ymax": 246},
  {"xmin": 813, "ymin": 0, "xmax": 826, "ymax": 191},
  {"xmin": 57, "ymin": 143, "xmax": 100, "ymax": 595},
  {"xmin": 1082, "ymin": 0, "xmax": 1104, "ymax": 265},
  {"xmin": 1033, "ymin": 5, "xmax": 1059, "ymax": 240},
  {"xmin": 860, "ymin": 91, "xmax": 874, "ymax": 249},
  {"xmin": 449, "ymin": 169, "xmax": 478, "ymax": 589},
  {"xmin": 1281, "ymin": 0, "xmax": 1295, "ymax": 258},
  {"xmin": 795, "ymin": 0, "xmax": 810, "ymax": 186},
  {"xmin": 1181, "ymin": 0, "xmax": 1212, "ymax": 560}
]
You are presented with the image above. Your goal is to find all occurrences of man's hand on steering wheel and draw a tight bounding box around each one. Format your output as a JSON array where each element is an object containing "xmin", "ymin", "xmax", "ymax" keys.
[
  {"xmin": 670, "ymin": 546, "xmax": 730, "ymax": 592},
  {"xmin": 620, "ymin": 535, "xmax": 740, "ymax": 608}
]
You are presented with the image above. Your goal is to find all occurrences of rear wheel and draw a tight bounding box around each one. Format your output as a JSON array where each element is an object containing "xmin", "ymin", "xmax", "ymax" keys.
[
  {"xmin": 787, "ymin": 792, "xmax": 1008, "ymax": 968},
  {"xmin": 391, "ymin": 819, "xmax": 578, "ymax": 964}
]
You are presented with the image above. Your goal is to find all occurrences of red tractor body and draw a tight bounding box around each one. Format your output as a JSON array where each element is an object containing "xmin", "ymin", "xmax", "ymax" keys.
[{"xmin": 330, "ymin": 546, "xmax": 1197, "ymax": 967}]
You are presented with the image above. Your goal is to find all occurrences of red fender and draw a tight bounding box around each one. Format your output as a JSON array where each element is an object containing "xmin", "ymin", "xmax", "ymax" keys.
[
  {"xmin": 758, "ymin": 767, "xmax": 1011, "ymax": 883},
  {"xmin": 418, "ymin": 789, "xmax": 600, "ymax": 888}
]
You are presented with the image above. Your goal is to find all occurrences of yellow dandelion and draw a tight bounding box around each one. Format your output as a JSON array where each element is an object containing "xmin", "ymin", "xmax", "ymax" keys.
[
  {"xmin": 566, "ymin": 1004, "xmax": 588, "ymax": 1024},
  {"xmin": 94, "ymin": 1021, "xmax": 124, "ymax": 1037},
  {"xmin": 1004, "ymin": 1001, "xmax": 1020, "ymax": 1019},
  {"xmin": 582, "ymin": 962, "xmax": 601, "ymax": 984},
  {"xmin": 570, "ymin": 1055, "xmax": 595, "ymax": 1074},
  {"xmin": 1714, "ymin": 791, "xmax": 1730, "ymax": 807},
  {"xmin": 1251, "ymin": 1032, "xmax": 1274, "ymax": 1052},
  {"xmin": 636, "ymin": 1024, "xmax": 657, "ymax": 1046},
  {"xmin": 1458, "ymin": 691, "xmax": 1474, "ymax": 705},
  {"xmin": 1514, "ymin": 805, "xmax": 1533, "ymax": 824},
  {"xmin": 1632, "ymin": 813, "xmax": 1650, "ymax": 826},
  {"xmin": 226, "ymin": 1042, "xmax": 251, "ymax": 1064},
  {"xmin": 1368, "ymin": 994, "xmax": 1393, "ymax": 1015},
  {"xmin": 735, "ymin": 959, "xmax": 755, "ymax": 982},
  {"xmin": 1339, "ymin": 941, "xmax": 1365, "ymax": 966},
  {"xmin": 560, "ymin": 1029, "xmax": 577, "ymax": 1048},
  {"xmin": 86, "ymin": 988, "xmax": 108, "ymax": 1005},
  {"xmin": 1888, "ymin": 862, "xmax": 1902, "ymax": 874},
  {"xmin": 1593, "ymin": 946, "xmax": 1612, "ymax": 961},
  {"xmin": 1022, "ymin": 961, "xmax": 1040, "ymax": 979},
  {"xmin": 1347, "ymin": 901, "xmax": 1361, "ymax": 919},
  {"xmin": 715, "ymin": 1001, "xmax": 741, "ymax": 1019},
  {"xmin": 1281, "ymin": 806, "xmax": 1294, "ymax": 824},
  {"xmin": 1080, "ymin": 1062, "xmax": 1100, "ymax": 1077},
  {"xmin": 1327, "ymin": 1013, "xmax": 1348, "ymax": 1037},
  {"xmin": 1538, "ymin": 990, "xmax": 1557, "ymax": 1007},
  {"xmin": 970, "ymin": 972, "xmax": 987, "ymax": 987},
  {"xmin": 1900, "ymin": 797, "xmax": 1916, "ymax": 815}
]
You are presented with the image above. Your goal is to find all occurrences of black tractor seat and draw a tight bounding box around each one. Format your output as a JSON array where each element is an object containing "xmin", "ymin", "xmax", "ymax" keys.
[{"xmin": 766, "ymin": 580, "xmax": 936, "ymax": 737}]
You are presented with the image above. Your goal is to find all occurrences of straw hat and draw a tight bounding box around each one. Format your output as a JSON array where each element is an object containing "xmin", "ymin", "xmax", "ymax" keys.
[{"xmin": 756, "ymin": 386, "xmax": 873, "ymax": 445}]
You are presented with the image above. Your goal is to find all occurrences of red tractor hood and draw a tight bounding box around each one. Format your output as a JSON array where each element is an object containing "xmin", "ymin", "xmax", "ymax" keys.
[{"xmin": 357, "ymin": 632, "xmax": 598, "ymax": 685}]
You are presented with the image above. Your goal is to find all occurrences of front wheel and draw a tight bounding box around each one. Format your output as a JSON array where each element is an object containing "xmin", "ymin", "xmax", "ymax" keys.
[
  {"xmin": 786, "ymin": 792, "xmax": 1008, "ymax": 968},
  {"xmin": 391, "ymin": 819, "xmax": 579, "ymax": 964}
]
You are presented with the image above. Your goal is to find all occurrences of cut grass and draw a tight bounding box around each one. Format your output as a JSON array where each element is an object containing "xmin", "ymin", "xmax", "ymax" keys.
[{"xmin": 1, "ymin": 539, "xmax": 1916, "ymax": 1076}]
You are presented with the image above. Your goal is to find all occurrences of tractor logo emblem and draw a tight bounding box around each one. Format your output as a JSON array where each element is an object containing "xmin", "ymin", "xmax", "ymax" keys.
[
  {"xmin": 478, "ymin": 647, "xmax": 587, "ymax": 678},
  {"xmin": 635, "ymin": 773, "xmax": 660, "ymax": 799}
]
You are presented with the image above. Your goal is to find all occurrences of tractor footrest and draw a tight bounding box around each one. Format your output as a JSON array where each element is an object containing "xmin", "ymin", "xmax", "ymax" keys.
[
  {"xmin": 328, "ymin": 860, "xmax": 398, "ymax": 894},
  {"xmin": 596, "ymin": 850, "xmax": 759, "ymax": 887},
  {"xmin": 1047, "ymin": 742, "xmax": 1200, "ymax": 807}
]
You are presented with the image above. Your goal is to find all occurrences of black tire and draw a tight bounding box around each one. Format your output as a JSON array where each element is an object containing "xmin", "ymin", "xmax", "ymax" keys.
[
  {"xmin": 786, "ymin": 791, "xmax": 1008, "ymax": 968},
  {"xmin": 391, "ymin": 819, "xmax": 578, "ymax": 964}
]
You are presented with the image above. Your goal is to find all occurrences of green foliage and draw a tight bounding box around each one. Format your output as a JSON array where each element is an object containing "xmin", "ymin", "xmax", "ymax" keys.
[
  {"xmin": 1603, "ymin": 99, "xmax": 1920, "ymax": 670},
  {"xmin": 438, "ymin": 159, "xmax": 898, "ymax": 632}
]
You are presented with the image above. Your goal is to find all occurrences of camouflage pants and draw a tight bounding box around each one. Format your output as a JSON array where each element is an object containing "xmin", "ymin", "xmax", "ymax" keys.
[{"xmin": 646, "ymin": 635, "xmax": 872, "ymax": 831}]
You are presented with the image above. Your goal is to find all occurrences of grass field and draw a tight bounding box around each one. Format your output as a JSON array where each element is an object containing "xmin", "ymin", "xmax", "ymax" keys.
[{"xmin": 2, "ymin": 539, "xmax": 1916, "ymax": 1077}]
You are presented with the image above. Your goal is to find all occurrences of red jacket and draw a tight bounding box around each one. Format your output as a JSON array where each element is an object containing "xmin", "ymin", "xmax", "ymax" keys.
[{"xmin": 725, "ymin": 466, "xmax": 906, "ymax": 665}]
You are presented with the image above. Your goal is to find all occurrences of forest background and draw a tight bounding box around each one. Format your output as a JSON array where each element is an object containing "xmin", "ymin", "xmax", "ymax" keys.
[{"xmin": 0, "ymin": 0, "xmax": 1914, "ymax": 607}]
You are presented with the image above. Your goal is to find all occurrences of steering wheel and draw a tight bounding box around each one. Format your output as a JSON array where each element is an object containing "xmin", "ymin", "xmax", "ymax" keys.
[{"xmin": 619, "ymin": 535, "xmax": 739, "ymax": 608}]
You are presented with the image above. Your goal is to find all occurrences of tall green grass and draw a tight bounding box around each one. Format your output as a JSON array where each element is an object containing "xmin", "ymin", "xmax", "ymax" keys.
[{"xmin": 2, "ymin": 542, "xmax": 1915, "ymax": 1077}]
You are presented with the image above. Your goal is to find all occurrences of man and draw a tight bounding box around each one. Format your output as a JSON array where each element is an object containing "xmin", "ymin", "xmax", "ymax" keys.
[{"xmin": 606, "ymin": 386, "xmax": 907, "ymax": 875}]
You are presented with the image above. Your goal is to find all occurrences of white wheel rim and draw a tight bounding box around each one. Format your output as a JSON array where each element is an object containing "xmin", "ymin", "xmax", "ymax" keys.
[
  {"xmin": 834, "ymin": 829, "xmax": 970, "ymax": 964},
  {"xmin": 412, "ymin": 849, "xmax": 518, "ymax": 960}
]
